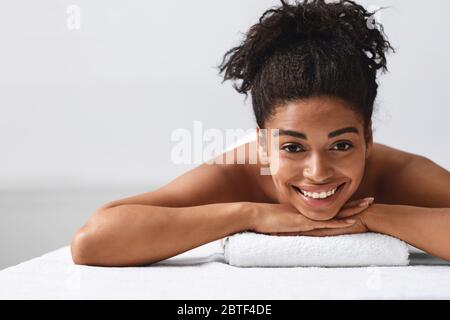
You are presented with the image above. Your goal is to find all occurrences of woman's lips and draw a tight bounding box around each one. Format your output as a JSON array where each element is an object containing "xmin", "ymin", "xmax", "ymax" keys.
[{"xmin": 292, "ymin": 183, "xmax": 345, "ymax": 208}]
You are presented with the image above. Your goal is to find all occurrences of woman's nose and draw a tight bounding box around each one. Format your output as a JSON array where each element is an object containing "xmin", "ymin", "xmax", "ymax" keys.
[{"xmin": 303, "ymin": 153, "xmax": 333, "ymax": 182}]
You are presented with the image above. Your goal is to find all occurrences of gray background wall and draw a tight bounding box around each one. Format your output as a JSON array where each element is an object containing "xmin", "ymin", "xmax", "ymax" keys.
[{"xmin": 1, "ymin": 0, "xmax": 449, "ymax": 270}]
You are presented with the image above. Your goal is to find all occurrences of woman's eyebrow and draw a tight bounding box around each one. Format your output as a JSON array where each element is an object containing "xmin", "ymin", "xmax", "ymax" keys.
[
  {"xmin": 274, "ymin": 126, "xmax": 359, "ymax": 140},
  {"xmin": 328, "ymin": 126, "xmax": 359, "ymax": 138}
]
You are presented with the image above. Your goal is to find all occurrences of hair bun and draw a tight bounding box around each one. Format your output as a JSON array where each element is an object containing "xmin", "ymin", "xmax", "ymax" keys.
[
  {"xmin": 219, "ymin": 0, "xmax": 394, "ymax": 95},
  {"xmin": 218, "ymin": 0, "xmax": 395, "ymax": 129}
]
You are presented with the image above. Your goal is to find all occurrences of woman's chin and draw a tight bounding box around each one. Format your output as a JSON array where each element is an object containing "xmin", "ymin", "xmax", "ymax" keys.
[
  {"xmin": 305, "ymin": 211, "xmax": 337, "ymax": 221},
  {"xmin": 293, "ymin": 205, "xmax": 339, "ymax": 221}
]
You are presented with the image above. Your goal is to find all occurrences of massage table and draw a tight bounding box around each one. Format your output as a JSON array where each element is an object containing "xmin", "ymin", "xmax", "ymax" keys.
[{"xmin": 0, "ymin": 240, "xmax": 449, "ymax": 299}]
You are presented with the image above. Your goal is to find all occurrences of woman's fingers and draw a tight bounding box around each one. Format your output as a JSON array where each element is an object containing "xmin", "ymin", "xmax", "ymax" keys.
[
  {"xmin": 310, "ymin": 218, "xmax": 356, "ymax": 229},
  {"xmin": 266, "ymin": 215, "xmax": 354, "ymax": 235},
  {"xmin": 300, "ymin": 225, "xmax": 360, "ymax": 237},
  {"xmin": 342, "ymin": 197, "xmax": 374, "ymax": 209},
  {"xmin": 270, "ymin": 224, "xmax": 354, "ymax": 237},
  {"xmin": 335, "ymin": 197, "xmax": 374, "ymax": 218},
  {"xmin": 254, "ymin": 199, "xmax": 373, "ymax": 236},
  {"xmin": 299, "ymin": 228, "xmax": 345, "ymax": 237}
]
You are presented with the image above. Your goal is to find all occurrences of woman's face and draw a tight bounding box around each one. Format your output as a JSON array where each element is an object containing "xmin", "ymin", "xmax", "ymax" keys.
[{"xmin": 258, "ymin": 95, "xmax": 372, "ymax": 221}]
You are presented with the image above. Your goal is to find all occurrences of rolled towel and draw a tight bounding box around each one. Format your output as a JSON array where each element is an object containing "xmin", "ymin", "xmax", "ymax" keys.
[{"xmin": 222, "ymin": 232, "xmax": 410, "ymax": 267}]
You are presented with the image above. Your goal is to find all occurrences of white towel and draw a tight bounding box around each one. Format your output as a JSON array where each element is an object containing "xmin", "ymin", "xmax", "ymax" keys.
[{"xmin": 222, "ymin": 232, "xmax": 410, "ymax": 267}]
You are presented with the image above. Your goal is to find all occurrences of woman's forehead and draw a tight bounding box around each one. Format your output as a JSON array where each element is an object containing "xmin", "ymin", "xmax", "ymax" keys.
[{"xmin": 268, "ymin": 99, "xmax": 362, "ymax": 130}]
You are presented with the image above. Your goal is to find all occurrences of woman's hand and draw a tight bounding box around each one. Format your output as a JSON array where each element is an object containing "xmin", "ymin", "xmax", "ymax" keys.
[
  {"xmin": 292, "ymin": 197, "xmax": 374, "ymax": 237},
  {"xmin": 294, "ymin": 210, "xmax": 370, "ymax": 237},
  {"xmin": 247, "ymin": 197, "xmax": 374, "ymax": 236}
]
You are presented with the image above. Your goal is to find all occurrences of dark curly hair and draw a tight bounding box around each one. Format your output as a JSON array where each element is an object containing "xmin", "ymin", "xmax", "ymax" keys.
[{"xmin": 218, "ymin": 0, "xmax": 395, "ymax": 135}]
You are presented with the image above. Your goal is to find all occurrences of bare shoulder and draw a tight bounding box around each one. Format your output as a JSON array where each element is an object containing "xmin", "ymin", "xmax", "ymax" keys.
[
  {"xmin": 369, "ymin": 142, "xmax": 418, "ymax": 179},
  {"xmin": 371, "ymin": 142, "xmax": 450, "ymax": 207},
  {"xmin": 370, "ymin": 141, "xmax": 442, "ymax": 181},
  {"xmin": 371, "ymin": 142, "xmax": 419, "ymax": 166}
]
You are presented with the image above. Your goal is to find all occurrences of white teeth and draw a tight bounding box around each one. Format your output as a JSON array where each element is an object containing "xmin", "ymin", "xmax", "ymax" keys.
[{"xmin": 299, "ymin": 186, "xmax": 339, "ymax": 199}]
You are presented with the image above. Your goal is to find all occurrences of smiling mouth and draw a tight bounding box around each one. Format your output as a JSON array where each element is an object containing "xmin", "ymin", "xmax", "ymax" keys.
[{"xmin": 292, "ymin": 183, "xmax": 346, "ymax": 206}]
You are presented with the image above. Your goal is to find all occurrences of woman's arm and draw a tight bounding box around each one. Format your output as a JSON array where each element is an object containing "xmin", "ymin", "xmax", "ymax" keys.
[
  {"xmin": 71, "ymin": 202, "xmax": 252, "ymax": 266},
  {"xmin": 369, "ymin": 153, "xmax": 450, "ymax": 261},
  {"xmin": 71, "ymin": 147, "xmax": 256, "ymax": 266},
  {"xmin": 294, "ymin": 203, "xmax": 450, "ymax": 262},
  {"xmin": 364, "ymin": 204, "xmax": 450, "ymax": 261},
  {"xmin": 296, "ymin": 202, "xmax": 450, "ymax": 262},
  {"xmin": 361, "ymin": 152, "xmax": 450, "ymax": 261}
]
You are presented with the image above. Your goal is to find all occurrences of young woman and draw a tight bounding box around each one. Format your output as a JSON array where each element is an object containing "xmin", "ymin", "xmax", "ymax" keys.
[{"xmin": 71, "ymin": 0, "xmax": 450, "ymax": 266}]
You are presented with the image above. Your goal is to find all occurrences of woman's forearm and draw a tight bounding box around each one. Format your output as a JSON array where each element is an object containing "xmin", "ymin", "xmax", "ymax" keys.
[
  {"xmin": 364, "ymin": 203, "xmax": 450, "ymax": 261},
  {"xmin": 71, "ymin": 202, "xmax": 252, "ymax": 267}
]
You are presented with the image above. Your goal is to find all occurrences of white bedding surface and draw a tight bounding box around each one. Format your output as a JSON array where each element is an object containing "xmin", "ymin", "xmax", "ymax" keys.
[{"xmin": 1, "ymin": 240, "xmax": 449, "ymax": 299}]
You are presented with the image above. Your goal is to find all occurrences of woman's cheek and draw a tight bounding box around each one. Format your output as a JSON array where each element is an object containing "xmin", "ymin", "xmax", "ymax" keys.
[
  {"xmin": 271, "ymin": 161, "xmax": 296, "ymax": 200},
  {"xmin": 344, "ymin": 152, "xmax": 366, "ymax": 181}
]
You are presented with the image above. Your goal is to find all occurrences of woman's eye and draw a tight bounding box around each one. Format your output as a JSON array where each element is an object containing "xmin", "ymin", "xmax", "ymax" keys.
[
  {"xmin": 282, "ymin": 144, "xmax": 304, "ymax": 153},
  {"xmin": 332, "ymin": 142, "xmax": 353, "ymax": 151}
]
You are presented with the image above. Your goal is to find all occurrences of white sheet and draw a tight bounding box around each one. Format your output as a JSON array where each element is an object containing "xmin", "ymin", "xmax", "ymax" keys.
[{"xmin": 0, "ymin": 240, "xmax": 449, "ymax": 299}]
